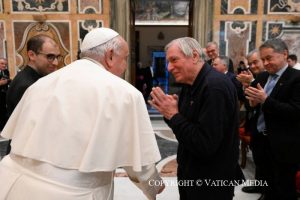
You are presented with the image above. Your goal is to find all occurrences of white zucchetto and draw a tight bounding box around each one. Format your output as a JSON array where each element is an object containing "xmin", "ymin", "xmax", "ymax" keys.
[{"xmin": 80, "ymin": 27, "xmax": 119, "ymax": 51}]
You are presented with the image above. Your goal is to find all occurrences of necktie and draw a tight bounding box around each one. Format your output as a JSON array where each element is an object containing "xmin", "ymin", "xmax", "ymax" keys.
[{"xmin": 257, "ymin": 74, "xmax": 278, "ymax": 132}]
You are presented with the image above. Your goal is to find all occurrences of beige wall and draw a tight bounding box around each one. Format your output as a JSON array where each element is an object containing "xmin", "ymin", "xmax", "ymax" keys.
[
  {"xmin": 0, "ymin": 0, "xmax": 110, "ymax": 77},
  {"xmin": 212, "ymin": 0, "xmax": 300, "ymax": 71}
]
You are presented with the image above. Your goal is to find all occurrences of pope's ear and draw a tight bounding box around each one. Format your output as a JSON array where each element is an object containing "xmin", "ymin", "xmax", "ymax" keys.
[
  {"xmin": 108, "ymin": 49, "xmax": 113, "ymax": 61},
  {"xmin": 104, "ymin": 49, "xmax": 114, "ymax": 69}
]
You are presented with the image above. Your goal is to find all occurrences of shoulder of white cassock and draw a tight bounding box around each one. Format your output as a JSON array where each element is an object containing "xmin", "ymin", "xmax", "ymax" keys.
[{"xmin": 2, "ymin": 59, "xmax": 161, "ymax": 172}]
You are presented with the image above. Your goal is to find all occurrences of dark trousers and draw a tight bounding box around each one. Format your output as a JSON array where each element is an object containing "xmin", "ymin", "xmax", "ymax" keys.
[
  {"xmin": 0, "ymin": 92, "xmax": 8, "ymax": 130},
  {"xmin": 251, "ymin": 133, "xmax": 270, "ymax": 182},
  {"xmin": 251, "ymin": 133, "xmax": 298, "ymax": 200},
  {"xmin": 178, "ymin": 181, "xmax": 234, "ymax": 200},
  {"xmin": 177, "ymin": 169, "xmax": 234, "ymax": 200}
]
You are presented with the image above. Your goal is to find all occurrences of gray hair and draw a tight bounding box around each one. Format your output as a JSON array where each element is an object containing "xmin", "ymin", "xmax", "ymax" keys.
[
  {"xmin": 218, "ymin": 55, "xmax": 230, "ymax": 69},
  {"xmin": 165, "ymin": 37, "xmax": 206, "ymax": 60},
  {"xmin": 80, "ymin": 36, "xmax": 122, "ymax": 59},
  {"xmin": 246, "ymin": 49, "xmax": 259, "ymax": 59},
  {"xmin": 259, "ymin": 38, "xmax": 289, "ymax": 54},
  {"xmin": 206, "ymin": 41, "xmax": 219, "ymax": 49}
]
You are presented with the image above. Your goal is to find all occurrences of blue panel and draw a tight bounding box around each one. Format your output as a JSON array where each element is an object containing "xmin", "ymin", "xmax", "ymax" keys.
[{"xmin": 152, "ymin": 51, "xmax": 169, "ymax": 94}]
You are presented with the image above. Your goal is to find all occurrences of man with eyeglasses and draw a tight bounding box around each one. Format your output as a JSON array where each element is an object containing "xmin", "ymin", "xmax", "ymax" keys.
[
  {"xmin": 6, "ymin": 34, "xmax": 60, "ymax": 115},
  {"xmin": 206, "ymin": 41, "xmax": 234, "ymax": 73},
  {"xmin": 5, "ymin": 34, "xmax": 60, "ymax": 153}
]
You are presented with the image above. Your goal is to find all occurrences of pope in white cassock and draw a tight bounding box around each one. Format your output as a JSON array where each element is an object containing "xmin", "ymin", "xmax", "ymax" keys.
[{"xmin": 0, "ymin": 28, "xmax": 164, "ymax": 200}]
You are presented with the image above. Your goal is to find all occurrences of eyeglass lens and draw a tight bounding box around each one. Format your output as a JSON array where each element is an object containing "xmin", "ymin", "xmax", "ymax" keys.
[
  {"xmin": 47, "ymin": 54, "xmax": 63, "ymax": 61},
  {"xmin": 38, "ymin": 52, "xmax": 63, "ymax": 62}
]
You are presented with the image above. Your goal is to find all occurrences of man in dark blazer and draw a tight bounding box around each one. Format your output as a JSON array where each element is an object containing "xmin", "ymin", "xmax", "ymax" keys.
[
  {"xmin": 206, "ymin": 41, "xmax": 234, "ymax": 73},
  {"xmin": 0, "ymin": 58, "xmax": 10, "ymax": 130},
  {"xmin": 212, "ymin": 55, "xmax": 245, "ymax": 102},
  {"xmin": 237, "ymin": 50, "xmax": 266, "ymax": 198},
  {"xmin": 6, "ymin": 34, "xmax": 61, "ymax": 116},
  {"xmin": 245, "ymin": 38, "xmax": 300, "ymax": 200},
  {"xmin": 149, "ymin": 37, "xmax": 240, "ymax": 200},
  {"xmin": 5, "ymin": 34, "xmax": 60, "ymax": 154}
]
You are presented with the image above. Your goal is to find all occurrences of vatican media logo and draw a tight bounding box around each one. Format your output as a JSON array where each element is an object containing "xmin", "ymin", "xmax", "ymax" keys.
[{"xmin": 149, "ymin": 179, "xmax": 268, "ymax": 187}]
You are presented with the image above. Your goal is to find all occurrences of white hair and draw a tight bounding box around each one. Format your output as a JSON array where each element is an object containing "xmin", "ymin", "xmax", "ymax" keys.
[
  {"xmin": 80, "ymin": 36, "xmax": 123, "ymax": 59},
  {"xmin": 165, "ymin": 37, "xmax": 205, "ymax": 60}
]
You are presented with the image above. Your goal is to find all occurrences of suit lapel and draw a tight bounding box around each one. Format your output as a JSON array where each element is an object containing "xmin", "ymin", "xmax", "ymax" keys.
[{"xmin": 257, "ymin": 72, "xmax": 269, "ymax": 88}]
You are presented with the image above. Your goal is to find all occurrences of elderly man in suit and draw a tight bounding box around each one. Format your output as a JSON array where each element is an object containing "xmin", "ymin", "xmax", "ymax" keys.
[
  {"xmin": 237, "ymin": 50, "xmax": 267, "ymax": 198},
  {"xmin": 245, "ymin": 38, "xmax": 300, "ymax": 200}
]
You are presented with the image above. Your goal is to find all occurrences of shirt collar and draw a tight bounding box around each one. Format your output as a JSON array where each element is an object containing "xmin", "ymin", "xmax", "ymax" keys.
[
  {"xmin": 190, "ymin": 63, "xmax": 211, "ymax": 95},
  {"xmin": 274, "ymin": 64, "xmax": 288, "ymax": 78}
]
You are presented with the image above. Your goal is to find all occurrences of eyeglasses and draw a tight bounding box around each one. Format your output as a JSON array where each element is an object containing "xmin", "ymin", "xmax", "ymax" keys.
[{"xmin": 38, "ymin": 52, "xmax": 63, "ymax": 62}]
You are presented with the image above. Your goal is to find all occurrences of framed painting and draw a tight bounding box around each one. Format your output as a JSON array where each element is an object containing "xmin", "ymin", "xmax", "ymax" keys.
[{"xmin": 134, "ymin": 0, "xmax": 190, "ymax": 25}]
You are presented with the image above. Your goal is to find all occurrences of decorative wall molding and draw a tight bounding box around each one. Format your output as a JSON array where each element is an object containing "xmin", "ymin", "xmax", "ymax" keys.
[
  {"xmin": 12, "ymin": 0, "xmax": 70, "ymax": 13},
  {"xmin": 78, "ymin": 20, "xmax": 103, "ymax": 50},
  {"xmin": 214, "ymin": 0, "xmax": 300, "ymax": 71},
  {"xmin": 0, "ymin": 21, "xmax": 6, "ymax": 58},
  {"xmin": 0, "ymin": 1, "xmax": 3, "ymax": 13},
  {"xmin": 13, "ymin": 21, "xmax": 70, "ymax": 69},
  {"xmin": 221, "ymin": 0, "xmax": 257, "ymax": 14},
  {"xmin": 267, "ymin": 0, "xmax": 300, "ymax": 14},
  {"xmin": 264, "ymin": 21, "xmax": 300, "ymax": 59},
  {"xmin": 78, "ymin": 0, "xmax": 102, "ymax": 14},
  {"xmin": 0, "ymin": 0, "xmax": 110, "ymax": 77},
  {"xmin": 220, "ymin": 21, "xmax": 255, "ymax": 68}
]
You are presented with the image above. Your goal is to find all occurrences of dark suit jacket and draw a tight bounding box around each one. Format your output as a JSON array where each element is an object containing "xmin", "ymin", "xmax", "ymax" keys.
[
  {"xmin": 207, "ymin": 58, "xmax": 234, "ymax": 73},
  {"xmin": 0, "ymin": 69, "xmax": 10, "ymax": 92},
  {"xmin": 252, "ymin": 67, "xmax": 300, "ymax": 163},
  {"xmin": 226, "ymin": 71, "xmax": 245, "ymax": 102},
  {"xmin": 0, "ymin": 69, "xmax": 10, "ymax": 129},
  {"xmin": 6, "ymin": 66, "xmax": 42, "ymax": 115}
]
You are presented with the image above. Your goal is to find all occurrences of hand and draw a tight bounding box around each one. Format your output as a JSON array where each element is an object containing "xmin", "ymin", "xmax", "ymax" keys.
[
  {"xmin": 236, "ymin": 70, "xmax": 254, "ymax": 87},
  {"xmin": 0, "ymin": 79, "xmax": 8, "ymax": 86},
  {"xmin": 158, "ymin": 182, "xmax": 165, "ymax": 194},
  {"xmin": 148, "ymin": 87, "xmax": 179, "ymax": 120},
  {"xmin": 245, "ymin": 83, "xmax": 267, "ymax": 106}
]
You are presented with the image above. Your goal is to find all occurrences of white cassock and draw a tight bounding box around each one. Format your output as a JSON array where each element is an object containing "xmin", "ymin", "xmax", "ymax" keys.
[{"xmin": 0, "ymin": 58, "xmax": 162, "ymax": 200}]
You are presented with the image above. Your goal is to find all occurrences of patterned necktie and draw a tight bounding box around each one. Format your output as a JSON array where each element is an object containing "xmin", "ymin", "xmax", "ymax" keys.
[{"xmin": 257, "ymin": 74, "xmax": 278, "ymax": 132}]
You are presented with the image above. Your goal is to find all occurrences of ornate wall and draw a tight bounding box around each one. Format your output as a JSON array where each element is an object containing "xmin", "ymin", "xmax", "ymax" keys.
[
  {"xmin": 213, "ymin": 0, "xmax": 300, "ymax": 70},
  {"xmin": 0, "ymin": 0, "xmax": 109, "ymax": 77},
  {"xmin": 2, "ymin": 1, "xmax": 299, "ymax": 78}
]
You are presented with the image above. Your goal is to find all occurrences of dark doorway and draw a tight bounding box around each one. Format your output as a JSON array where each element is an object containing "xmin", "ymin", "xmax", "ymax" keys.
[{"xmin": 131, "ymin": 0, "xmax": 193, "ymax": 112}]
